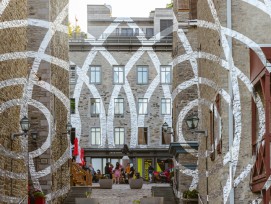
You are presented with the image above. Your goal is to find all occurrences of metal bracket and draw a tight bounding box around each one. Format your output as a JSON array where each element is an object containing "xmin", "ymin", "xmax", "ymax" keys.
[{"xmin": 11, "ymin": 132, "xmax": 25, "ymax": 140}]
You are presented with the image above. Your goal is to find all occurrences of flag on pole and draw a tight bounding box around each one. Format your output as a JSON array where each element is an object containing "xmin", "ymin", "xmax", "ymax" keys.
[{"xmin": 73, "ymin": 137, "xmax": 78, "ymax": 156}]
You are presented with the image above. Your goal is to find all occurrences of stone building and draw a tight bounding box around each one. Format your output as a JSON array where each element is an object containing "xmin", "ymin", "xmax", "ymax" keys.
[
  {"xmin": 0, "ymin": 0, "xmax": 70, "ymax": 203},
  {"xmin": 69, "ymin": 5, "xmax": 174, "ymax": 180},
  {"xmin": 171, "ymin": 0, "xmax": 271, "ymax": 203}
]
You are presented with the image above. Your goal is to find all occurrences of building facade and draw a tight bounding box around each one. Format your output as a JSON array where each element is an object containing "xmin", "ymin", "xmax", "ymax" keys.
[
  {"xmin": 69, "ymin": 5, "xmax": 174, "ymax": 179},
  {"xmin": 0, "ymin": 0, "xmax": 70, "ymax": 203},
  {"xmin": 172, "ymin": 0, "xmax": 271, "ymax": 203}
]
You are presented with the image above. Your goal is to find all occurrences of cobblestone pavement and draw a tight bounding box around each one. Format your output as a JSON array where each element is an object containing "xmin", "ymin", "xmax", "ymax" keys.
[{"xmin": 90, "ymin": 183, "xmax": 170, "ymax": 204}]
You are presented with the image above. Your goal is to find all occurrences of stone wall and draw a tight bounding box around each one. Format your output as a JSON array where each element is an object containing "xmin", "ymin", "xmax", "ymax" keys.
[
  {"xmin": 0, "ymin": 0, "xmax": 70, "ymax": 203},
  {"xmin": 0, "ymin": 0, "xmax": 28, "ymax": 203},
  {"xmin": 197, "ymin": 0, "xmax": 271, "ymax": 203},
  {"xmin": 172, "ymin": 0, "xmax": 271, "ymax": 203}
]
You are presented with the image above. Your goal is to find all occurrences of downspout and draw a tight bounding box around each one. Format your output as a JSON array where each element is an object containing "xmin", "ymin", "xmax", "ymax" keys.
[{"xmin": 227, "ymin": 0, "xmax": 235, "ymax": 203}]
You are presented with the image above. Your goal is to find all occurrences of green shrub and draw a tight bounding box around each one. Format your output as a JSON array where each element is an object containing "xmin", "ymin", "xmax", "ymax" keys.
[{"xmin": 183, "ymin": 189, "xmax": 198, "ymax": 199}]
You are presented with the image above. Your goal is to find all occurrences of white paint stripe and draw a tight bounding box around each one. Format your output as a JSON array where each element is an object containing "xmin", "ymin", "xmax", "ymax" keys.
[
  {"xmin": 0, "ymin": 0, "xmax": 10, "ymax": 17},
  {"xmin": 0, "ymin": 20, "xmax": 27, "ymax": 29},
  {"xmin": 241, "ymin": 0, "xmax": 271, "ymax": 18}
]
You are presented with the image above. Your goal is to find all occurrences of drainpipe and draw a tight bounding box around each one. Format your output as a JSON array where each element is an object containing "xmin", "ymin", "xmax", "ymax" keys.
[{"xmin": 227, "ymin": 0, "xmax": 235, "ymax": 203}]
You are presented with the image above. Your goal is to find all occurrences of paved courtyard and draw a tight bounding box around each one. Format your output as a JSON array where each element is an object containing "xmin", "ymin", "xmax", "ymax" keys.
[{"xmin": 90, "ymin": 183, "xmax": 170, "ymax": 204}]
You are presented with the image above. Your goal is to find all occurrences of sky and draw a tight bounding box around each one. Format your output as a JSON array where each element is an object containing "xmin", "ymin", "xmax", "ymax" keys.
[{"xmin": 69, "ymin": 0, "xmax": 171, "ymax": 32}]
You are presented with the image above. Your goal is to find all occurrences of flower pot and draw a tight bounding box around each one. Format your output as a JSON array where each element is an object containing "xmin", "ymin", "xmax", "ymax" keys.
[
  {"xmin": 129, "ymin": 178, "xmax": 143, "ymax": 189},
  {"xmin": 34, "ymin": 197, "xmax": 46, "ymax": 204},
  {"xmin": 75, "ymin": 198, "xmax": 99, "ymax": 204},
  {"xmin": 99, "ymin": 178, "xmax": 113, "ymax": 189}
]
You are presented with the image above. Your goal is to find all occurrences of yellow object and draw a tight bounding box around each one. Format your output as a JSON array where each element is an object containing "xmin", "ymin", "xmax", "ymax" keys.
[{"xmin": 137, "ymin": 158, "xmax": 142, "ymax": 177}]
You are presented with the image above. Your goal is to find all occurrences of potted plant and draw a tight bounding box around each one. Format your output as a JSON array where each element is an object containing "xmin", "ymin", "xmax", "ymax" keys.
[
  {"xmin": 99, "ymin": 174, "xmax": 113, "ymax": 189},
  {"xmin": 75, "ymin": 191, "xmax": 99, "ymax": 204},
  {"xmin": 33, "ymin": 190, "xmax": 46, "ymax": 204},
  {"xmin": 129, "ymin": 172, "xmax": 143, "ymax": 189},
  {"xmin": 182, "ymin": 189, "xmax": 198, "ymax": 203}
]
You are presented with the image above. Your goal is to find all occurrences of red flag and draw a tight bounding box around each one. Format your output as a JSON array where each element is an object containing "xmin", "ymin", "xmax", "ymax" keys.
[
  {"xmin": 80, "ymin": 148, "xmax": 85, "ymax": 165},
  {"xmin": 73, "ymin": 137, "xmax": 78, "ymax": 156}
]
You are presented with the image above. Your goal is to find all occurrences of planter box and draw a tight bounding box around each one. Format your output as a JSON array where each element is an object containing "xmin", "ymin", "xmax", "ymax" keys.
[
  {"xmin": 99, "ymin": 178, "xmax": 113, "ymax": 189},
  {"xmin": 75, "ymin": 198, "xmax": 99, "ymax": 204},
  {"xmin": 129, "ymin": 178, "xmax": 143, "ymax": 189},
  {"xmin": 140, "ymin": 197, "xmax": 164, "ymax": 204}
]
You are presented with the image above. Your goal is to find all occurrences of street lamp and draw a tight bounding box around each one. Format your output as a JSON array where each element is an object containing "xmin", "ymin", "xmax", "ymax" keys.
[
  {"xmin": 185, "ymin": 115, "xmax": 199, "ymax": 130},
  {"xmin": 10, "ymin": 116, "xmax": 30, "ymax": 197},
  {"xmin": 162, "ymin": 122, "xmax": 169, "ymax": 132},
  {"xmin": 66, "ymin": 122, "xmax": 72, "ymax": 134},
  {"xmin": 185, "ymin": 114, "xmax": 208, "ymax": 203},
  {"xmin": 11, "ymin": 116, "xmax": 30, "ymax": 139}
]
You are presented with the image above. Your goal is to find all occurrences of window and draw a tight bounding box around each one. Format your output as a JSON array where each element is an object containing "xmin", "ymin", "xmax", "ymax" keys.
[
  {"xmin": 90, "ymin": 66, "xmax": 101, "ymax": 84},
  {"xmin": 114, "ymin": 127, "xmax": 125, "ymax": 145},
  {"xmin": 116, "ymin": 28, "xmax": 119, "ymax": 36},
  {"xmin": 138, "ymin": 98, "xmax": 148, "ymax": 115},
  {"xmin": 138, "ymin": 127, "xmax": 148, "ymax": 145},
  {"xmin": 71, "ymin": 128, "xmax": 76, "ymax": 145},
  {"xmin": 113, "ymin": 66, "xmax": 124, "ymax": 84},
  {"xmin": 70, "ymin": 66, "xmax": 76, "ymax": 84},
  {"xmin": 114, "ymin": 98, "xmax": 124, "ymax": 115},
  {"xmin": 161, "ymin": 98, "xmax": 171, "ymax": 115},
  {"xmin": 146, "ymin": 28, "xmax": 154, "ymax": 37},
  {"xmin": 90, "ymin": 98, "xmax": 100, "ymax": 117},
  {"xmin": 121, "ymin": 28, "xmax": 133, "ymax": 36},
  {"xmin": 161, "ymin": 66, "xmax": 171, "ymax": 84},
  {"xmin": 70, "ymin": 98, "xmax": 75, "ymax": 114},
  {"xmin": 137, "ymin": 66, "xmax": 148, "ymax": 84},
  {"xmin": 134, "ymin": 28, "xmax": 139, "ymax": 36},
  {"xmin": 90, "ymin": 127, "xmax": 101, "ymax": 145},
  {"xmin": 160, "ymin": 20, "xmax": 173, "ymax": 36}
]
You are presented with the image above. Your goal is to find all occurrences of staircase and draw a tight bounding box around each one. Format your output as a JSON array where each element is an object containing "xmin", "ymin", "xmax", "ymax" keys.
[
  {"xmin": 63, "ymin": 186, "xmax": 92, "ymax": 204},
  {"xmin": 152, "ymin": 186, "xmax": 178, "ymax": 204}
]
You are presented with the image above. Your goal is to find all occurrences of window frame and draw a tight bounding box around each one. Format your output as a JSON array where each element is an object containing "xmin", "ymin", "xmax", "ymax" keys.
[
  {"xmin": 137, "ymin": 66, "xmax": 148, "ymax": 85},
  {"xmin": 70, "ymin": 66, "xmax": 76, "ymax": 84},
  {"xmin": 138, "ymin": 127, "xmax": 148, "ymax": 145},
  {"xmin": 161, "ymin": 98, "xmax": 171, "ymax": 115},
  {"xmin": 160, "ymin": 65, "xmax": 172, "ymax": 84},
  {"xmin": 89, "ymin": 65, "xmax": 101, "ymax": 84},
  {"xmin": 114, "ymin": 127, "xmax": 125, "ymax": 145},
  {"xmin": 70, "ymin": 98, "xmax": 76, "ymax": 114},
  {"xmin": 90, "ymin": 98, "xmax": 101, "ymax": 117},
  {"xmin": 113, "ymin": 66, "xmax": 125, "ymax": 85},
  {"xmin": 90, "ymin": 127, "xmax": 101, "ymax": 145},
  {"xmin": 114, "ymin": 98, "xmax": 124, "ymax": 116},
  {"xmin": 138, "ymin": 98, "xmax": 148, "ymax": 115}
]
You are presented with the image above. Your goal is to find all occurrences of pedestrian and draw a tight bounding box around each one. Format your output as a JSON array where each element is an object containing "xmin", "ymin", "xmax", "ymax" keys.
[
  {"xmin": 148, "ymin": 164, "xmax": 154, "ymax": 182},
  {"xmin": 114, "ymin": 162, "xmax": 122, "ymax": 184},
  {"xmin": 129, "ymin": 166, "xmax": 135, "ymax": 179},
  {"xmin": 104, "ymin": 162, "xmax": 110, "ymax": 178}
]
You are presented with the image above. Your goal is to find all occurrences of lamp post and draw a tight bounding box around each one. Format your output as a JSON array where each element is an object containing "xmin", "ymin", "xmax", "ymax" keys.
[
  {"xmin": 60, "ymin": 122, "xmax": 72, "ymax": 188},
  {"xmin": 185, "ymin": 115, "xmax": 208, "ymax": 203},
  {"xmin": 10, "ymin": 116, "xmax": 30, "ymax": 197}
]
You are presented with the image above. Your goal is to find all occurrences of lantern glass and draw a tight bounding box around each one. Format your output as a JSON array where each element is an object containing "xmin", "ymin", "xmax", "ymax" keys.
[
  {"xmin": 185, "ymin": 115, "xmax": 199, "ymax": 130},
  {"xmin": 66, "ymin": 122, "xmax": 72, "ymax": 133},
  {"xmin": 20, "ymin": 116, "xmax": 30, "ymax": 133},
  {"xmin": 162, "ymin": 122, "xmax": 168, "ymax": 131}
]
